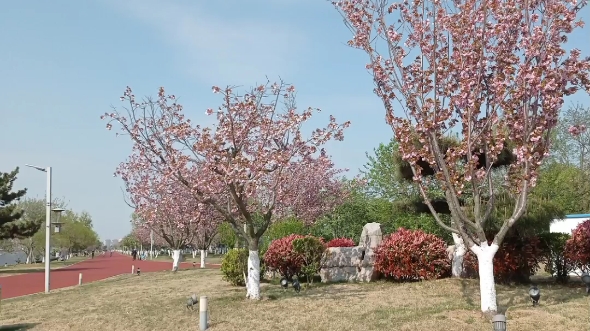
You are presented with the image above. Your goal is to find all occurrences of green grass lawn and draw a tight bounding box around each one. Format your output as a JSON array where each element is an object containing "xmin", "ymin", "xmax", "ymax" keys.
[
  {"xmin": 0, "ymin": 256, "xmax": 88, "ymax": 277},
  {"xmin": 151, "ymin": 253, "xmax": 224, "ymax": 265},
  {"xmin": 1, "ymin": 267, "xmax": 589, "ymax": 331}
]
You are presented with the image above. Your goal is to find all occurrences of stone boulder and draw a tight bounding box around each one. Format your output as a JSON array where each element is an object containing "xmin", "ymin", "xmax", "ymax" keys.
[
  {"xmin": 320, "ymin": 247, "xmax": 363, "ymax": 283},
  {"xmin": 320, "ymin": 223, "xmax": 384, "ymax": 283},
  {"xmin": 358, "ymin": 222, "xmax": 383, "ymax": 251}
]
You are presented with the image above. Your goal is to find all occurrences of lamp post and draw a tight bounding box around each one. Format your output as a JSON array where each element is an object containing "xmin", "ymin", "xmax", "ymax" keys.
[{"xmin": 24, "ymin": 164, "xmax": 52, "ymax": 293}]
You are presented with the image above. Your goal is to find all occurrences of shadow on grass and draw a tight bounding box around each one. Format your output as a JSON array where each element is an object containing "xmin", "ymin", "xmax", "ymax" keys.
[
  {"xmin": 460, "ymin": 279, "xmax": 477, "ymax": 308},
  {"xmin": 263, "ymin": 281, "xmax": 367, "ymax": 302},
  {"xmin": 0, "ymin": 323, "xmax": 40, "ymax": 331},
  {"xmin": 495, "ymin": 276, "xmax": 587, "ymax": 313}
]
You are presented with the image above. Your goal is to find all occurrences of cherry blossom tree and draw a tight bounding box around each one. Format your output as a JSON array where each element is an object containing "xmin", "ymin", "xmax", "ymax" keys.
[
  {"xmin": 333, "ymin": 0, "xmax": 590, "ymax": 315},
  {"xmin": 125, "ymin": 167, "xmax": 219, "ymax": 271},
  {"xmin": 191, "ymin": 218, "xmax": 221, "ymax": 268},
  {"xmin": 102, "ymin": 80, "xmax": 350, "ymax": 299}
]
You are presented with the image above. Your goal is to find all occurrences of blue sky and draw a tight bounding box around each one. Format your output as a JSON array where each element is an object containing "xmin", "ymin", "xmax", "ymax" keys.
[{"xmin": 1, "ymin": 0, "xmax": 588, "ymax": 240}]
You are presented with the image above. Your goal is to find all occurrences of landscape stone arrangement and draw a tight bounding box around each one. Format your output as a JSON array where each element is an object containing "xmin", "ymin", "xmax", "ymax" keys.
[{"xmin": 320, "ymin": 222, "xmax": 383, "ymax": 283}]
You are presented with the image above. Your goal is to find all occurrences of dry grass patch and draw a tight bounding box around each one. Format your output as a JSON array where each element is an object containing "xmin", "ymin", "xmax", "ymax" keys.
[
  {"xmin": 0, "ymin": 257, "xmax": 88, "ymax": 277},
  {"xmin": 1, "ymin": 269, "xmax": 589, "ymax": 331}
]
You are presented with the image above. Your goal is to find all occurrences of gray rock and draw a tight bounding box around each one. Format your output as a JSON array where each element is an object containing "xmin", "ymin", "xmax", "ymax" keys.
[
  {"xmin": 358, "ymin": 222, "xmax": 383, "ymax": 251},
  {"xmin": 186, "ymin": 294, "xmax": 198, "ymax": 310},
  {"xmin": 319, "ymin": 223, "xmax": 383, "ymax": 283},
  {"xmin": 320, "ymin": 266, "xmax": 358, "ymax": 283}
]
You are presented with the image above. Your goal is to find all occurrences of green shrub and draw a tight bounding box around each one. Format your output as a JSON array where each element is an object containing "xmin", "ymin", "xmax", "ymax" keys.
[
  {"xmin": 220, "ymin": 247, "xmax": 269, "ymax": 285},
  {"xmin": 220, "ymin": 248, "xmax": 248, "ymax": 286},
  {"xmin": 217, "ymin": 222, "xmax": 237, "ymax": 248},
  {"xmin": 292, "ymin": 236, "xmax": 326, "ymax": 287},
  {"xmin": 538, "ymin": 232, "xmax": 572, "ymax": 282},
  {"xmin": 387, "ymin": 213, "xmax": 453, "ymax": 244}
]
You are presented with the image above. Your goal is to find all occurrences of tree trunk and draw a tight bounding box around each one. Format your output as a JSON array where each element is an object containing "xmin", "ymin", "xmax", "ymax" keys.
[
  {"xmin": 172, "ymin": 249, "xmax": 182, "ymax": 271},
  {"xmin": 472, "ymin": 242, "xmax": 499, "ymax": 315},
  {"xmin": 451, "ymin": 233, "xmax": 467, "ymax": 278},
  {"xmin": 200, "ymin": 250, "xmax": 206, "ymax": 268},
  {"xmin": 246, "ymin": 250, "xmax": 261, "ymax": 299},
  {"xmin": 244, "ymin": 238, "xmax": 261, "ymax": 300},
  {"xmin": 192, "ymin": 250, "xmax": 197, "ymax": 259}
]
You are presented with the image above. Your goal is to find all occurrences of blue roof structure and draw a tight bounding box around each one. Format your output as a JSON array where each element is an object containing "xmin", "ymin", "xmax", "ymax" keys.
[{"xmin": 565, "ymin": 214, "xmax": 590, "ymax": 219}]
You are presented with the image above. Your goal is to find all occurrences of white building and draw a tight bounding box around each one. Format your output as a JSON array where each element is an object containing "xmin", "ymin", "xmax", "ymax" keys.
[
  {"xmin": 550, "ymin": 214, "xmax": 590, "ymax": 276},
  {"xmin": 550, "ymin": 214, "xmax": 590, "ymax": 235}
]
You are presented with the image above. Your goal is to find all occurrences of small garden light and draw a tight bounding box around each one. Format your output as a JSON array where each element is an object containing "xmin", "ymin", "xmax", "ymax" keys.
[
  {"xmin": 581, "ymin": 273, "xmax": 590, "ymax": 295},
  {"xmin": 292, "ymin": 279, "xmax": 301, "ymax": 293},
  {"xmin": 529, "ymin": 285, "xmax": 540, "ymax": 306},
  {"xmin": 136, "ymin": 268, "xmax": 141, "ymax": 276},
  {"xmin": 280, "ymin": 278, "xmax": 288, "ymax": 290},
  {"xmin": 492, "ymin": 314, "xmax": 506, "ymax": 331}
]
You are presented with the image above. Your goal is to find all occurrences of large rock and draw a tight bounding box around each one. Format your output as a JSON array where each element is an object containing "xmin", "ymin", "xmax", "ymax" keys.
[
  {"xmin": 320, "ymin": 266, "xmax": 359, "ymax": 283},
  {"xmin": 322, "ymin": 247, "xmax": 363, "ymax": 268},
  {"xmin": 358, "ymin": 222, "xmax": 383, "ymax": 251},
  {"xmin": 320, "ymin": 223, "xmax": 384, "ymax": 283},
  {"xmin": 320, "ymin": 247, "xmax": 363, "ymax": 283}
]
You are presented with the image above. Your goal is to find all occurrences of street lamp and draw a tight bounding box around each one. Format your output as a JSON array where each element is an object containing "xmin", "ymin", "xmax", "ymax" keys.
[{"xmin": 24, "ymin": 164, "xmax": 52, "ymax": 294}]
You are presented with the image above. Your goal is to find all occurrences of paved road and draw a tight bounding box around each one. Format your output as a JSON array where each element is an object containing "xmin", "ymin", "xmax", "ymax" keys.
[{"xmin": 0, "ymin": 252, "xmax": 220, "ymax": 299}]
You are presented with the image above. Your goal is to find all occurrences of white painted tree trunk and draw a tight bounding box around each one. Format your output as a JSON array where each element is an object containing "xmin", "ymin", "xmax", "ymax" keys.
[
  {"xmin": 192, "ymin": 250, "xmax": 197, "ymax": 259},
  {"xmin": 155, "ymin": 251, "xmax": 159, "ymax": 258},
  {"xmin": 451, "ymin": 233, "xmax": 467, "ymax": 278},
  {"xmin": 246, "ymin": 250, "xmax": 261, "ymax": 300},
  {"xmin": 205, "ymin": 250, "xmax": 208, "ymax": 258},
  {"xmin": 471, "ymin": 242, "xmax": 499, "ymax": 314},
  {"xmin": 200, "ymin": 250, "xmax": 206, "ymax": 268},
  {"xmin": 172, "ymin": 249, "xmax": 182, "ymax": 271},
  {"xmin": 26, "ymin": 256, "xmax": 30, "ymax": 264}
]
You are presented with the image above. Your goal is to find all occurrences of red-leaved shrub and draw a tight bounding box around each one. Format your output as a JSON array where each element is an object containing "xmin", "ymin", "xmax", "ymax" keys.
[
  {"xmin": 564, "ymin": 219, "xmax": 590, "ymax": 273},
  {"xmin": 326, "ymin": 237, "xmax": 356, "ymax": 248},
  {"xmin": 463, "ymin": 235, "xmax": 543, "ymax": 284},
  {"xmin": 374, "ymin": 228, "xmax": 450, "ymax": 281},
  {"xmin": 263, "ymin": 234, "xmax": 305, "ymax": 279}
]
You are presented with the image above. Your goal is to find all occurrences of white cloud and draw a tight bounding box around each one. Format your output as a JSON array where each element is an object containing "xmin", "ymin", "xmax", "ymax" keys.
[{"xmin": 103, "ymin": 0, "xmax": 309, "ymax": 85}]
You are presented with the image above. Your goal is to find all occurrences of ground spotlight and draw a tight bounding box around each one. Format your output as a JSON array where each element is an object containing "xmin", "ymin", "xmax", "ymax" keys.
[
  {"xmin": 492, "ymin": 314, "xmax": 506, "ymax": 331},
  {"xmin": 280, "ymin": 278, "xmax": 288, "ymax": 290},
  {"xmin": 137, "ymin": 268, "xmax": 141, "ymax": 276},
  {"xmin": 529, "ymin": 284, "xmax": 540, "ymax": 306},
  {"xmin": 292, "ymin": 279, "xmax": 301, "ymax": 293},
  {"xmin": 581, "ymin": 273, "xmax": 590, "ymax": 295}
]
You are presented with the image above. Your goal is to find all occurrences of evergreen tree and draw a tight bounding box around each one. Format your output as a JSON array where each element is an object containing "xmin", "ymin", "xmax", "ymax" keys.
[{"xmin": 0, "ymin": 167, "xmax": 39, "ymax": 239}]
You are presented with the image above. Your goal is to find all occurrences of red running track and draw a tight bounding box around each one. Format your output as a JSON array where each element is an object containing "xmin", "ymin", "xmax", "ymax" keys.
[{"xmin": 0, "ymin": 252, "xmax": 220, "ymax": 299}]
